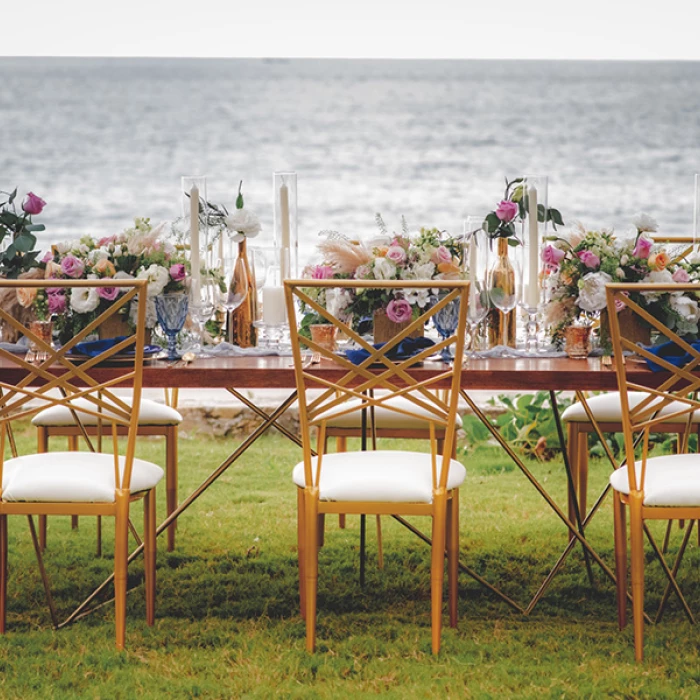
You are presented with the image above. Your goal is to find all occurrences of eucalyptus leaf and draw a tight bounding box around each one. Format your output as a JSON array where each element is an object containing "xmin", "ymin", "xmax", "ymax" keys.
[
  {"xmin": 14, "ymin": 233, "xmax": 36, "ymax": 252},
  {"xmin": 8, "ymin": 188, "xmax": 17, "ymax": 205}
]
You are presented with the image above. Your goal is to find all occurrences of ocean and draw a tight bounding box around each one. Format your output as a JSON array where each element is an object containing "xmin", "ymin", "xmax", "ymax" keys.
[{"xmin": 2, "ymin": 57, "xmax": 700, "ymax": 262}]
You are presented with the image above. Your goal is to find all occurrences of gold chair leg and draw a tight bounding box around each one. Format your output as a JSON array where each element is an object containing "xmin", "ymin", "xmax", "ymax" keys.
[
  {"xmin": 0, "ymin": 514, "xmax": 7, "ymax": 635},
  {"xmin": 613, "ymin": 492, "xmax": 628, "ymax": 630},
  {"xmin": 297, "ymin": 488, "xmax": 306, "ymax": 619},
  {"xmin": 166, "ymin": 426, "xmax": 178, "ymax": 552},
  {"xmin": 304, "ymin": 489, "xmax": 319, "ymax": 652},
  {"xmin": 629, "ymin": 493, "xmax": 645, "ymax": 663},
  {"xmin": 430, "ymin": 493, "xmax": 447, "ymax": 655},
  {"xmin": 447, "ymin": 490, "xmax": 459, "ymax": 628},
  {"xmin": 336, "ymin": 436, "xmax": 347, "ymax": 529},
  {"xmin": 567, "ymin": 424, "xmax": 579, "ymax": 542},
  {"xmin": 114, "ymin": 492, "xmax": 129, "ymax": 651},
  {"xmin": 144, "ymin": 489, "xmax": 157, "ymax": 626}
]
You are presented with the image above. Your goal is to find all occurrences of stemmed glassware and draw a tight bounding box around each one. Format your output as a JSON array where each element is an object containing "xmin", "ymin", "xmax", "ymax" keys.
[
  {"xmin": 221, "ymin": 250, "xmax": 249, "ymax": 344},
  {"xmin": 189, "ymin": 277, "xmax": 216, "ymax": 354},
  {"xmin": 486, "ymin": 236, "xmax": 520, "ymax": 355},
  {"xmin": 155, "ymin": 294, "xmax": 189, "ymax": 361},
  {"xmin": 463, "ymin": 217, "xmax": 491, "ymax": 356}
]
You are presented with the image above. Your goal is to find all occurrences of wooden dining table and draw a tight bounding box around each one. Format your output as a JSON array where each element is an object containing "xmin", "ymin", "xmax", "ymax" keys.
[{"xmin": 0, "ymin": 352, "xmax": 666, "ymax": 623}]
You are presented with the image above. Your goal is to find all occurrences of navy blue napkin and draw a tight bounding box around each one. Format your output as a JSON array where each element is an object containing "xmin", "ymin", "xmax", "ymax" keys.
[
  {"xmin": 643, "ymin": 338, "xmax": 700, "ymax": 372},
  {"xmin": 345, "ymin": 337, "xmax": 435, "ymax": 366},
  {"xmin": 74, "ymin": 336, "xmax": 129, "ymax": 358}
]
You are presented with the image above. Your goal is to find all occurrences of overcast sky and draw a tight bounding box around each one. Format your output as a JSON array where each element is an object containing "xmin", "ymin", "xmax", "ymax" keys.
[{"xmin": 5, "ymin": 0, "xmax": 699, "ymax": 60}]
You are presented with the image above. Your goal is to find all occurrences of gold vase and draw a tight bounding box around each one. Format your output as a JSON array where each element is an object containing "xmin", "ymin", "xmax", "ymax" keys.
[
  {"xmin": 487, "ymin": 238, "xmax": 517, "ymax": 348},
  {"xmin": 228, "ymin": 239, "xmax": 256, "ymax": 348}
]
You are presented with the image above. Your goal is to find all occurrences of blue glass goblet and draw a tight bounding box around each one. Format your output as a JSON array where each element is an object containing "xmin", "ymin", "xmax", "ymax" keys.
[
  {"xmin": 433, "ymin": 298, "xmax": 461, "ymax": 362},
  {"xmin": 155, "ymin": 293, "xmax": 189, "ymax": 361}
]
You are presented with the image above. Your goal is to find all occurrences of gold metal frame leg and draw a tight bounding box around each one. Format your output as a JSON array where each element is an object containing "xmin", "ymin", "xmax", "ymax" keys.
[
  {"xmin": 430, "ymin": 493, "xmax": 447, "ymax": 654},
  {"xmin": 613, "ymin": 492, "xmax": 628, "ymax": 630}
]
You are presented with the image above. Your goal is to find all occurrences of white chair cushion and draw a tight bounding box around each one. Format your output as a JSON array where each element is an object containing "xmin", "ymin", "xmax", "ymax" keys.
[
  {"xmin": 292, "ymin": 450, "xmax": 466, "ymax": 503},
  {"xmin": 318, "ymin": 396, "xmax": 463, "ymax": 431},
  {"xmin": 610, "ymin": 453, "xmax": 700, "ymax": 507},
  {"xmin": 32, "ymin": 397, "xmax": 182, "ymax": 427},
  {"xmin": 2, "ymin": 452, "xmax": 164, "ymax": 503},
  {"xmin": 561, "ymin": 391, "xmax": 700, "ymax": 424}
]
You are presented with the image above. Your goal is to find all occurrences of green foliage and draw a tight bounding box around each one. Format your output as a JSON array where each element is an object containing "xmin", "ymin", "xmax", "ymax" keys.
[{"xmin": 0, "ymin": 188, "xmax": 43, "ymax": 278}]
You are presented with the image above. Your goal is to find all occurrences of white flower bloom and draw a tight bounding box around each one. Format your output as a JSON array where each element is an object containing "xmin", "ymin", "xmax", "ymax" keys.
[
  {"xmin": 403, "ymin": 288, "xmax": 431, "ymax": 308},
  {"xmin": 671, "ymin": 294, "xmax": 700, "ymax": 328},
  {"xmin": 225, "ymin": 209, "xmax": 262, "ymax": 241},
  {"xmin": 619, "ymin": 254, "xmax": 629, "ymax": 266},
  {"xmin": 577, "ymin": 271, "xmax": 613, "ymax": 313},
  {"xmin": 70, "ymin": 287, "xmax": 100, "ymax": 314},
  {"xmin": 88, "ymin": 247, "xmax": 109, "ymax": 263},
  {"xmin": 615, "ymin": 268, "xmax": 625, "ymax": 279},
  {"xmin": 413, "ymin": 262, "xmax": 436, "ymax": 280},
  {"xmin": 372, "ymin": 257, "xmax": 396, "ymax": 280},
  {"xmin": 632, "ymin": 212, "xmax": 659, "ymax": 233},
  {"xmin": 137, "ymin": 264, "xmax": 170, "ymax": 297},
  {"xmin": 129, "ymin": 297, "xmax": 157, "ymax": 329},
  {"xmin": 641, "ymin": 269, "xmax": 674, "ymax": 301}
]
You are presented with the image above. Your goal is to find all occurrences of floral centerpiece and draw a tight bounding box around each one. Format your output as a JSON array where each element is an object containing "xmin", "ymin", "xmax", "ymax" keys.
[
  {"xmin": 300, "ymin": 218, "xmax": 462, "ymax": 339},
  {"xmin": 19, "ymin": 218, "xmax": 188, "ymax": 341},
  {"xmin": 542, "ymin": 213, "xmax": 698, "ymax": 347},
  {"xmin": 0, "ymin": 187, "xmax": 45, "ymax": 277}
]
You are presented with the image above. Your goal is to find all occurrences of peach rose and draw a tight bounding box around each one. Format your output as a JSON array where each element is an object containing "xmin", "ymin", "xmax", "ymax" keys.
[
  {"xmin": 375, "ymin": 246, "xmax": 389, "ymax": 257},
  {"xmin": 437, "ymin": 262, "xmax": 460, "ymax": 276},
  {"xmin": 44, "ymin": 261, "xmax": 62, "ymax": 279},
  {"xmin": 94, "ymin": 258, "xmax": 116, "ymax": 276},
  {"xmin": 16, "ymin": 287, "xmax": 37, "ymax": 308},
  {"xmin": 648, "ymin": 252, "xmax": 669, "ymax": 271}
]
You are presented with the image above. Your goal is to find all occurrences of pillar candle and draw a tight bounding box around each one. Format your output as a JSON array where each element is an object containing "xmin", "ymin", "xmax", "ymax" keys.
[
  {"xmin": 527, "ymin": 186, "xmax": 539, "ymax": 308},
  {"xmin": 190, "ymin": 185, "xmax": 201, "ymax": 297},
  {"xmin": 263, "ymin": 286, "xmax": 286, "ymax": 325}
]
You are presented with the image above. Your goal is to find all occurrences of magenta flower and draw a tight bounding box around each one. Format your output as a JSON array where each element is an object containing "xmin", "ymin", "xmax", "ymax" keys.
[
  {"xmin": 633, "ymin": 237, "xmax": 652, "ymax": 259},
  {"xmin": 386, "ymin": 245, "xmax": 408, "ymax": 265},
  {"xmin": 495, "ymin": 200, "xmax": 519, "ymax": 223},
  {"xmin": 22, "ymin": 192, "xmax": 46, "ymax": 215},
  {"xmin": 577, "ymin": 250, "xmax": 600, "ymax": 269},
  {"xmin": 673, "ymin": 267, "xmax": 690, "ymax": 283},
  {"xmin": 41, "ymin": 251, "xmax": 54, "ymax": 263},
  {"xmin": 541, "ymin": 245, "xmax": 566, "ymax": 267},
  {"xmin": 60, "ymin": 255, "xmax": 85, "ymax": 279},
  {"xmin": 169, "ymin": 263, "xmax": 187, "ymax": 282},
  {"xmin": 97, "ymin": 285, "xmax": 119, "ymax": 301},
  {"xmin": 47, "ymin": 291, "xmax": 67, "ymax": 315},
  {"xmin": 310, "ymin": 264, "xmax": 334, "ymax": 280},
  {"xmin": 386, "ymin": 298, "xmax": 413, "ymax": 324}
]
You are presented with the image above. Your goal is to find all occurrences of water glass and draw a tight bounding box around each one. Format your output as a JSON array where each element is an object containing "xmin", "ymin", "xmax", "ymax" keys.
[{"xmin": 155, "ymin": 293, "xmax": 189, "ymax": 361}]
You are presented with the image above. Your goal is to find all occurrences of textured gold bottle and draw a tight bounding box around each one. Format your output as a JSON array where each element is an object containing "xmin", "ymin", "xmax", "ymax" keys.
[
  {"xmin": 228, "ymin": 239, "xmax": 257, "ymax": 347},
  {"xmin": 487, "ymin": 237, "xmax": 517, "ymax": 348}
]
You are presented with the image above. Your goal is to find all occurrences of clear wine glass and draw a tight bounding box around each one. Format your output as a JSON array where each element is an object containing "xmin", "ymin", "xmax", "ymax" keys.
[
  {"xmin": 189, "ymin": 277, "xmax": 216, "ymax": 354},
  {"xmin": 221, "ymin": 252, "xmax": 249, "ymax": 344},
  {"xmin": 463, "ymin": 217, "xmax": 491, "ymax": 356},
  {"xmin": 486, "ymin": 238, "xmax": 520, "ymax": 355}
]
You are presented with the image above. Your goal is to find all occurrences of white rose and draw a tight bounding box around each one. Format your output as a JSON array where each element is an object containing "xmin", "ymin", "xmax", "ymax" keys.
[
  {"xmin": 413, "ymin": 262, "xmax": 436, "ymax": 280},
  {"xmin": 631, "ymin": 212, "xmax": 659, "ymax": 233},
  {"xmin": 671, "ymin": 294, "xmax": 700, "ymax": 326},
  {"xmin": 403, "ymin": 288, "xmax": 430, "ymax": 308},
  {"xmin": 129, "ymin": 297, "xmax": 158, "ymax": 329},
  {"xmin": 372, "ymin": 257, "xmax": 396, "ymax": 280},
  {"xmin": 70, "ymin": 287, "xmax": 100, "ymax": 314},
  {"xmin": 641, "ymin": 269, "xmax": 674, "ymax": 301},
  {"xmin": 576, "ymin": 271, "xmax": 613, "ymax": 313},
  {"xmin": 615, "ymin": 268, "xmax": 625, "ymax": 279},
  {"xmin": 620, "ymin": 254, "xmax": 629, "ymax": 266},
  {"xmin": 225, "ymin": 209, "xmax": 262, "ymax": 242},
  {"xmin": 137, "ymin": 264, "xmax": 170, "ymax": 297}
]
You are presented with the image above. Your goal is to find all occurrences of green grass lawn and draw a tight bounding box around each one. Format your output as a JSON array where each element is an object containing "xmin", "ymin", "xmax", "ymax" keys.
[{"xmin": 1, "ymin": 426, "xmax": 700, "ymax": 698}]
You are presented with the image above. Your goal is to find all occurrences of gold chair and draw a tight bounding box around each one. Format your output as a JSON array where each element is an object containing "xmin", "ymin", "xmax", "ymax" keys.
[
  {"xmin": 0, "ymin": 278, "xmax": 163, "ymax": 650},
  {"xmin": 32, "ymin": 388, "xmax": 182, "ymax": 552},
  {"xmin": 286, "ymin": 278, "xmax": 469, "ymax": 653},
  {"xmin": 607, "ymin": 281, "xmax": 700, "ymax": 662}
]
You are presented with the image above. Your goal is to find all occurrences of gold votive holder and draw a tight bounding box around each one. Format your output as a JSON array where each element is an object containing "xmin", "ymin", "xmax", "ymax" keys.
[{"xmin": 564, "ymin": 325, "xmax": 592, "ymax": 359}]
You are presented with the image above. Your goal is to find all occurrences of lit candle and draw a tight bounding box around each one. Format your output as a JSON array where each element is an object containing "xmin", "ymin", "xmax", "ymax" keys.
[
  {"xmin": 527, "ymin": 185, "xmax": 539, "ymax": 308},
  {"xmin": 263, "ymin": 286, "xmax": 286, "ymax": 325},
  {"xmin": 190, "ymin": 185, "xmax": 201, "ymax": 297},
  {"xmin": 279, "ymin": 182, "xmax": 291, "ymax": 277}
]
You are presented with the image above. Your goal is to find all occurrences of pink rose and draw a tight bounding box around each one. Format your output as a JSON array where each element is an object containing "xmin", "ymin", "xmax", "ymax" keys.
[
  {"xmin": 98, "ymin": 235, "xmax": 117, "ymax": 247},
  {"xmin": 385, "ymin": 298, "xmax": 413, "ymax": 324},
  {"xmin": 22, "ymin": 192, "xmax": 46, "ymax": 215},
  {"xmin": 60, "ymin": 255, "xmax": 85, "ymax": 279},
  {"xmin": 541, "ymin": 245, "xmax": 566, "ymax": 267},
  {"xmin": 577, "ymin": 250, "xmax": 600, "ymax": 269},
  {"xmin": 310, "ymin": 264, "xmax": 334, "ymax": 280},
  {"xmin": 41, "ymin": 251, "xmax": 53, "ymax": 263},
  {"xmin": 47, "ymin": 291, "xmax": 67, "ymax": 315},
  {"xmin": 495, "ymin": 200, "xmax": 519, "ymax": 223},
  {"xmin": 169, "ymin": 263, "xmax": 187, "ymax": 282},
  {"xmin": 431, "ymin": 245, "xmax": 453, "ymax": 266},
  {"xmin": 97, "ymin": 285, "xmax": 119, "ymax": 301},
  {"xmin": 672, "ymin": 267, "xmax": 690, "ymax": 283},
  {"xmin": 354, "ymin": 264, "xmax": 371, "ymax": 279},
  {"xmin": 633, "ymin": 236, "xmax": 652, "ymax": 259},
  {"xmin": 386, "ymin": 245, "xmax": 408, "ymax": 265}
]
